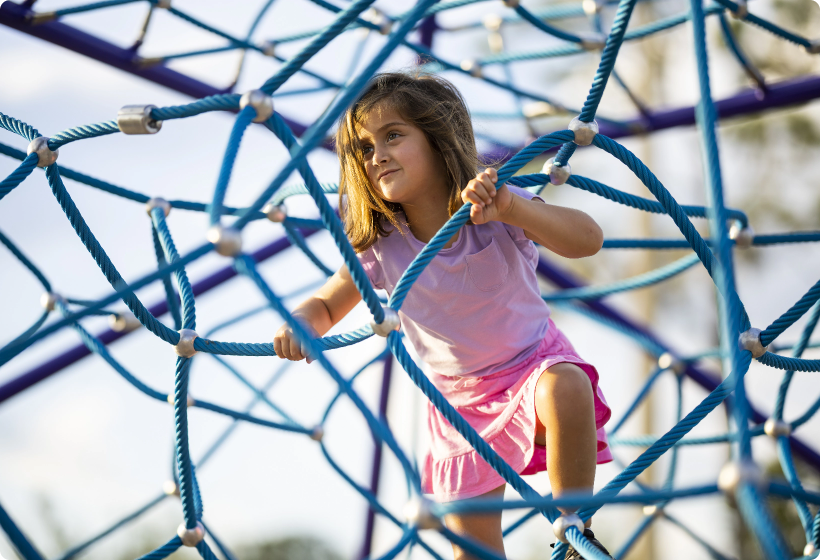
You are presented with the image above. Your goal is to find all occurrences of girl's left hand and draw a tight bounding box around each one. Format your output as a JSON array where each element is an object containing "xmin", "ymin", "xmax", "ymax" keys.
[{"xmin": 461, "ymin": 168, "xmax": 513, "ymax": 225}]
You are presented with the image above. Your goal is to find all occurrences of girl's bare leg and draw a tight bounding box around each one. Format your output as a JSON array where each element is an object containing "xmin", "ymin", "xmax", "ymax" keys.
[
  {"xmin": 444, "ymin": 484, "xmax": 507, "ymax": 560},
  {"xmin": 534, "ymin": 362, "xmax": 597, "ymax": 526}
]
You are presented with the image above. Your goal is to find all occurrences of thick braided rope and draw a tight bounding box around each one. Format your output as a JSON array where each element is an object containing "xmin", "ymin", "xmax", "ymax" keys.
[
  {"xmin": 578, "ymin": 0, "xmax": 638, "ymax": 122},
  {"xmin": 151, "ymin": 224, "xmax": 183, "ymax": 330},
  {"xmin": 761, "ymin": 277, "xmax": 820, "ymax": 347},
  {"xmin": 209, "ymin": 107, "xmax": 256, "ymax": 226},
  {"xmin": 0, "ymin": 112, "xmax": 40, "ymax": 141},
  {"xmin": 49, "ymin": 121, "xmax": 119, "ymax": 150},
  {"xmin": 773, "ymin": 302, "xmax": 820, "ymax": 419},
  {"xmin": 135, "ymin": 536, "xmax": 181, "ymax": 560},
  {"xmin": 151, "ymin": 209, "xmax": 196, "ymax": 330},
  {"xmin": 0, "ymin": 153, "xmax": 38, "ymax": 202},
  {"xmin": 43, "ymin": 165, "xmax": 179, "ymax": 344}
]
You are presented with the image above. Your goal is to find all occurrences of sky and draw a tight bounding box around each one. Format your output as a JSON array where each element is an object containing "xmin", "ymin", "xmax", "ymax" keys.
[{"xmin": 1, "ymin": 1, "xmax": 820, "ymax": 560}]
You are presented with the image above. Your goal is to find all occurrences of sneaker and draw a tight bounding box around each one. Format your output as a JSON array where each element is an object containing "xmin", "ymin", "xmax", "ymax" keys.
[{"xmin": 550, "ymin": 528, "xmax": 615, "ymax": 559}]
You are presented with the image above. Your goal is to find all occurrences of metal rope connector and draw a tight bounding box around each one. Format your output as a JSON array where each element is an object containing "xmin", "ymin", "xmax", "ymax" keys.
[
  {"xmin": 177, "ymin": 522, "xmax": 205, "ymax": 547},
  {"xmin": 239, "ymin": 90, "xmax": 274, "ymax": 123},
  {"xmin": 207, "ymin": 225, "xmax": 243, "ymax": 257},
  {"xmin": 118, "ymin": 105, "xmax": 162, "ymax": 135},
  {"xmin": 370, "ymin": 307, "xmax": 401, "ymax": 337},
  {"xmin": 175, "ymin": 329, "xmax": 199, "ymax": 358},
  {"xmin": 27, "ymin": 137, "xmax": 58, "ymax": 167},
  {"xmin": 542, "ymin": 158, "xmax": 571, "ymax": 186},
  {"xmin": 553, "ymin": 513, "xmax": 585, "ymax": 544}
]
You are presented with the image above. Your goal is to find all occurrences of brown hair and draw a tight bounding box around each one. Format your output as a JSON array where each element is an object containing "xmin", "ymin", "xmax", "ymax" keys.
[{"xmin": 336, "ymin": 71, "xmax": 482, "ymax": 253}]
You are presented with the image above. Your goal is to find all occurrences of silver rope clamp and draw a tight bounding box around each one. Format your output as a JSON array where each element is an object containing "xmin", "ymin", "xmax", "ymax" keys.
[
  {"xmin": 553, "ymin": 513, "xmax": 585, "ymax": 544},
  {"xmin": 175, "ymin": 329, "xmax": 199, "ymax": 358},
  {"xmin": 717, "ymin": 460, "xmax": 764, "ymax": 495},
  {"xmin": 118, "ymin": 105, "xmax": 162, "ymax": 135},
  {"xmin": 580, "ymin": 32, "xmax": 607, "ymax": 51},
  {"xmin": 260, "ymin": 40, "xmax": 276, "ymax": 57},
  {"xmin": 177, "ymin": 522, "xmax": 205, "ymax": 547},
  {"xmin": 542, "ymin": 158, "xmax": 571, "ymax": 186},
  {"xmin": 40, "ymin": 291, "xmax": 65, "ymax": 312},
  {"xmin": 460, "ymin": 59, "xmax": 483, "ymax": 78},
  {"xmin": 763, "ymin": 418, "xmax": 791, "ymax": 438},
  {"xmin": 27, "ymin": 137, "xmax": 58, "ymax": 168},
  {"xmin": 739, "ymin": 328, "xmax": 768, "ymax": 358},
  {"xmin": 146, "ymin": 197, "xmax": 171, "ymax": 218},
  {"xmin": 262, "ymin": 202, "xmax": 287, "ymax": 223},
  {"xmin": 729, "ymin": 222, "xmax": 754, "ymax": 249},
  {"xmin": 239, "ymin": 90, "xmax": 274, "ymax": 123},
  {"xmin": 808, "ymin": 39, "xmax": 820, "ymax": 55},
  {"xmin": 370, "ymin": 307, "xmax": 401, "ymax": 337},
  {"xmin": 109, "ymin": 311, "xmax": 141, "ymax": 332},
  {"xmin": 658, "ymin": 352, "xmax": 685, "ymax": 375},
  {"xmin": 207, "ymin": 225, "xmax": 243, "ymax": 257},
  {"xmin": 309, "ymin": 425, "xmax": 324, "ymax": 441},
  {"xmin": 568, "ymin": 116, "xmax": 599, "ymax": 146},
  {"xmin": 167, "ymin": 392, "xmax": 195, "ymax": 407}
]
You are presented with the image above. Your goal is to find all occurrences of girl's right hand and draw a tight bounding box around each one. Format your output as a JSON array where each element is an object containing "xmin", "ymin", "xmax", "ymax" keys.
[{"xmin": 273, "ymin": 321, "xmax": 319, "ymax": 364}]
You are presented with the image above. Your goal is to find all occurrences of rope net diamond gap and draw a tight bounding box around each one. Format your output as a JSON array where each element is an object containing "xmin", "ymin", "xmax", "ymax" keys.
[{"xmin": 0, "ymin": 0, "xmax": 819, "ymax": 558}]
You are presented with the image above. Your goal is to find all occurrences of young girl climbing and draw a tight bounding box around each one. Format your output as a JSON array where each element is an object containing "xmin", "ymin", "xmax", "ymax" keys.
[{"xmin": 273, "ymin": 72, "xmax": 614, "ymax": 560}]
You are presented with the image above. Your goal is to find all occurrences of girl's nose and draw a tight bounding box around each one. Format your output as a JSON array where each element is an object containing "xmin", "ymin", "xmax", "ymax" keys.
[{"xmin": 373, "ymin": 144, "xmax": 389, "ymax": 165}]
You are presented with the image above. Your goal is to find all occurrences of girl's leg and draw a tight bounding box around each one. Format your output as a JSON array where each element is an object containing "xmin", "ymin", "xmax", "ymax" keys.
[
  {"xmin": 534, "ymin": 362, "xmax": 597, "ymax": 525},
  {"xmin": 444, "ymin": 483, "xmax": 506, "ymax": 560}
]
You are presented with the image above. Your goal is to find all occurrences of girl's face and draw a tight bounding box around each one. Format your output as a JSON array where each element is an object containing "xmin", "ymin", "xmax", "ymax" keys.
[{"xmin": 356, "ymin": 103, "xmax": 448, "ymax": 207}]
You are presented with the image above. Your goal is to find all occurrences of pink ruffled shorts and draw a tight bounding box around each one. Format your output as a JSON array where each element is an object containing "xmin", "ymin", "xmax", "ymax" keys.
[{"xmin": 421, "ymin": 319, "xmax": 612, "ymax": 502}]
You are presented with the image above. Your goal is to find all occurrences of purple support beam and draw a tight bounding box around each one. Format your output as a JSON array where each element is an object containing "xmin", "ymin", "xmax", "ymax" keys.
[
  {"xmin": 358, "ymin": 356, "xmax": 394, "ymax": 560},
  {"xmin": 0, "ymin": 229, "xmax": 318, "ymax": 404},
  {"xmin": 536, "ymin": 257, "xmax": 820, "ymax": 472},
  {"xmin": 482, "ymin": 74, "xmax": 820, "ymax": 162},
  {"xmin": 0, "ymin": 0, "xmax": 318, "ymax": 141}
]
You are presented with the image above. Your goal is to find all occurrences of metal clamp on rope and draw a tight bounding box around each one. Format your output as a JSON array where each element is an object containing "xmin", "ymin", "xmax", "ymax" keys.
[
  {"xmin": 109, "ymin": 311, "xmax": 141, "ymax": 333},
  {"xmin": 657, "ymin": 352, "xmax": 685, "ymax": 375},
  {"xmin": 717, "ymin": 460, "xmax": 764, "ymax": 495},
  {"xmin": 40, "ymin": 291, "xmax": 65, "ymax": 312},
  {"xmin": 262, "ymin": 202, "xmax": 287, "ymax": 223},
  {"xmin": 579, "ymin": 32, "xmax": 607, "ymax": 51},
  {"xmin": 175, "ymin": 329, "xmax": 199, "ymax": 358},
  {"xmin": 177, "ymin": 522, "xmax": 205, "ymax": 547},
  {"xmin": 118, "ymin": 105, "xmax": 162, "ymax": 135},
  {"xmin": 763, "ymin": 418, "xmax": 791, "ymax": 438},
  {"xmin": 739, "ymin": 328, "xmax": 768, "ymax": 358},
  {"xmin": 729, "ymin": 222, "xmax": 754, "ymax": 249},
  {"xmin": 146, "ymin": 197, "xmax": 171, "ymax": 218},
  {"xmin": 239, "ymin": 90, "xmax": 274, "ymax": 123},
  {"xmin": 553, "ymin": 513, "xmax": 585, "ymax": 544},
  {"xmin": 207, "ymin": 225, "xmax": 243, "ymax": 257},
  {"xmin": 27, "ymin": 137, "xmax": 58, "ymax": 167},
  {"xmin": 729, "ymin": 0, "xmax": 748, "ymax": 19},
  {"xmin": 542, "ymin": 158, "xmax": 571, "ymax": 186},
  {"xmin": 460, "ymin": 59, "xmax": 482, "ymax": 78},
  {"xmin": 568, "ymin": 116, "xmax": 599, "ymax": 146},
  {"xmin": 807, "ymin": 39, "xmax": 820, "ymax": 55},
  {"xmin": 370, "ymin": 307, "xmax": 401, "ymax": 337}
]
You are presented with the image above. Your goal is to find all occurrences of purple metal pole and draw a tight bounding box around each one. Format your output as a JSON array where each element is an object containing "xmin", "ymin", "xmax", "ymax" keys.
[
  {"xmin": 0, "ymin": 229, "xmax": 318, "ymax": 405},
  {"xmin": 358, "ymin": 355, "xmax": 394, "ymax": 560},
  {"xmin": 535, "ymin": 257, "xmax": 820, "ymax": 472},
  {"xmin": 0, "ymin": 1, "xmax": 318, "ymax": 141},
  {"xmin": 482, "ymin": 74, "xmax": 820, "ymax": 163}
]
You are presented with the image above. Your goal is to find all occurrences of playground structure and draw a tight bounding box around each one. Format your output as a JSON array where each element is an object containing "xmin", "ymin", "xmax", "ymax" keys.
[{"xmin": 0, "ymin": 0, "xmax": 820, "ymax": 559}]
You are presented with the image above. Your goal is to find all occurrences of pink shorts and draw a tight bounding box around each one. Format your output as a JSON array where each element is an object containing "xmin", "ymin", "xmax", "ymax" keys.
[{"xmin": 421, "ymin": 319, "xmax": 612, "ymax": 502}]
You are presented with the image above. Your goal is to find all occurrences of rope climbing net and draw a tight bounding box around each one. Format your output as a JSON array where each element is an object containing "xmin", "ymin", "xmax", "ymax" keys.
[{"xmin": 1, "ymin": 0, "xmax": 820, "ymax": 559}]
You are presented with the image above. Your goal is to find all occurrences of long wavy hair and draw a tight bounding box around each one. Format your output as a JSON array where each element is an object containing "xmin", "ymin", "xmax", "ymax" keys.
[{"xmin": 336, "ymin": 72, "xmax": 482, "ymax": 253}]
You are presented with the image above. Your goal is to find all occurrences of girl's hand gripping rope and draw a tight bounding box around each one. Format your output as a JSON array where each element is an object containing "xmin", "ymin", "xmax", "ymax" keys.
[
  {"xmin": 274, "ymin": 321, "xmax": 319, "ymax": 364},
  {"xmin": 461, "ymin": 168, "xmax": 513, "ymax": 225}
]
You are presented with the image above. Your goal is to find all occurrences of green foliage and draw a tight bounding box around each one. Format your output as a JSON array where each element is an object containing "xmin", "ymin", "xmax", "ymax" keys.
[{"xmin": 237, "ymin": 536, "xmax": 343, "ymax": 560}]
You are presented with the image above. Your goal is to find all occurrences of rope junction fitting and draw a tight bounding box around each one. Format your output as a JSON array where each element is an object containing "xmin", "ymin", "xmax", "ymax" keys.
[{"xmin": 118, "ymin": 105, "xmax": 162, "ymax": 135}]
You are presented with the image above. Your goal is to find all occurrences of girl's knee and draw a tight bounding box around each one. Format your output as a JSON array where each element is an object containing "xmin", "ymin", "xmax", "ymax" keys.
[{"xmin": 537, "ymin": 362, "xmax": 592, "ymax": 402}]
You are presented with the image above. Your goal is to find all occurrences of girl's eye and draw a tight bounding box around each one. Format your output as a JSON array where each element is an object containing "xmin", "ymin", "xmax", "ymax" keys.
[
  {"xmin": 361, "ymin": 145, "xmax": 373, "ymax": 155},
  {"xmin": 387, "ymin": 132, "xmax": 400, "ymax": 141}
]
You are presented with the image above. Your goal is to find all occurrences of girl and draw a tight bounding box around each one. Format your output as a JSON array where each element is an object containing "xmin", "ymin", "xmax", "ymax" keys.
[{"xmin": 274, "ymin": 72, "xmax": 613, "ymax": 560}]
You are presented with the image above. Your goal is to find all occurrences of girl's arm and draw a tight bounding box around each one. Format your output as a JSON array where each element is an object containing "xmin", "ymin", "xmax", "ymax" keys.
[
  {"xmin": 462, "ymin": 168, "xmax": 603, "ymax": 259},
  {"xmin": 273, "ymin": 265, "xmax": 362, "ymax": 363}
]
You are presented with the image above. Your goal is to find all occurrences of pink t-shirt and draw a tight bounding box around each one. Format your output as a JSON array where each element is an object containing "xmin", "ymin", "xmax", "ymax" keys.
[{"xmin": 357, "ymin": 186, "xmax": 551, "ymax": 378}]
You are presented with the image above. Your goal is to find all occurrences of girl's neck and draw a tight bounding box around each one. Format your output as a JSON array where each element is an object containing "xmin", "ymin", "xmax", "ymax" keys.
[{"xmin": 401, "ymin": 193, "xmax": 459, "ymax": 248}]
